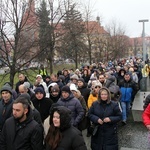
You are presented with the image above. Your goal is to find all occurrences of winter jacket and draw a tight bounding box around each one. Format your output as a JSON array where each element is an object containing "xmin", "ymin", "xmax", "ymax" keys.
[
  {"xmin": 75, "ymin": 90, "xmax": 88, "ymax": 114},
  {"xmin": 15, "ymin": 77, "xmax": 32, "ymax": 94},
  {"xmin": 118, "ymin": 78, "xmax": 139, "ymax": 102},
  {"xmin": 75, "ymin": 90, "xmax": 88, "ymax": 131},
  {"xmin": 32, "ymin": 97, "xmax": 53, "ymax": 123},
  {"xmin": 78, "ymin": 83, "xmax": 91, "ymax": 105},
  {"xmin": 81, "ymin": 74, "xmax": 90, "ymax": 83},
  {"xmin": 88, "ymin": 100, "xmax": 122, "ymax": 150},
  {"xmin": 57, "ymin": 93, "xmax": 84, "ymax": 127},
  {"xmin": 0, "ymin": 107, "xmax": 44, "ymax": 150},
  {"xmin": 116, "ymin": 69, "xmax": 126, "ymax": 85},
  {"xmin": 46, "ymin": 126, "xmax": 87, "ymax": 150},
  {"xmin": 104, "ymin": 75, "xmax": 116, "ymax": 88},
  {"xmin": 45, "ymin": 106, "xmax": 87, "ymax": 150},
  {"xmin": 143, "ymin": 104, "xmax": 150, "ymax": 126},
  {"xmin": 0, "ymin": 98, "xmax": 13, "ymax": 131},
  {"xmin": 143, "ymin": 94, "xmax": 150, "ymax": 110},
  {"xmin": 49, "ymin": 92, "xmax": 61, "ymax": 103},
  {"xmin": 88, "ymin": 93, "xmax": 98, "ymax": 109}
]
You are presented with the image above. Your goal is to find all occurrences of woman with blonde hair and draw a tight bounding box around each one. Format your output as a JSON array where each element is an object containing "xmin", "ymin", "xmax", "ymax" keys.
[{"xmin": 88, "ymin": 87, "xmax": 122, "ymax": 150}]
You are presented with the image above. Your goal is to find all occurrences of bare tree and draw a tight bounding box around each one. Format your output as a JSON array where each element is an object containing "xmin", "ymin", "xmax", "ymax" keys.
[
  {"xmin": 105, "ymin": 19, "xmax": 130, "ymax": 61},
  {"xmin": 0, "ymin": 0, "xmax": 41, "ymax": 87}
]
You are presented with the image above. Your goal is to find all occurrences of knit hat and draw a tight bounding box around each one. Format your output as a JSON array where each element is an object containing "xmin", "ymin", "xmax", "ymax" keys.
[
  {"xmin": 1, "ymin": 85, "xmax": 12, "ymax": 95},
  {"xmin": 49, "ymin": 82, "xmax": 57, "ymax": 88},
  {"xmin": 78, "ymin": 78, "xmax": 85, "ymax": 83},
  {"xmin": 19, "ymin": 93, "xmax": 31, "ymax": 104},
  {"xmin": 51, "ymin": 85, "xmax": 60, "ymax": 92},
  {"xmin": 94, "ymin": 82, "xmax": 102, "ymax": 88},
  {"xmin": 61, "ymin": 86, "xmax": 71, "ymax": 93},
  {"xmin": 70, "ymin": 74, "xmax": 79, "ymax": 80},
  {"xmin": 34, "ymin": 87, "xmax": 45, "ymax": 94},
  {"xmin": 36, "ymin": 74, "xmax": 42, "ymax": 79},
  {"xmin": 70, "ymin": 84, "xmax": 78, "ymax": 92},
  {"xmin": 23, "ymin": 82, "xmax": 30, "ymax": 89}
]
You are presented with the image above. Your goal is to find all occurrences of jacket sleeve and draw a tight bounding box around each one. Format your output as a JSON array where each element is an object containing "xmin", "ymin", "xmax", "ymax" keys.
[
  {"xmin": 31, "ymin": 124, "xmax": 44, "ymax": 150},
  {"xmin": 88, "ymin": 102, "xmax": 99, "ymax": 124},
  {"xmin": 143, "ymin": 104, "xmax": 150, "ymax": 126},
  {"xmin": 79, "ymin": 96, "xmax": 88, "ymax": 114},
  {"xmin": 0, "ymin": 123, "xmax": 7, "ymax": 150},
  {"xmin": 73, "ymin": 100, "xmax": 84, "ymax": 126},
  {"xmin": 72, "ymin": 131, "xmax": 87, "ymax": 150},
  {"xmin": 88, "ymin": 94, "xmax": 93, "ymax": 109}
]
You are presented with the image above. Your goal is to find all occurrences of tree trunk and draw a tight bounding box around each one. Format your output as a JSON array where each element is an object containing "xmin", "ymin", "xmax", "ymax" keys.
[{"xmin": 9, "ymin": 68, "xmax": 15, "ymax": 89}]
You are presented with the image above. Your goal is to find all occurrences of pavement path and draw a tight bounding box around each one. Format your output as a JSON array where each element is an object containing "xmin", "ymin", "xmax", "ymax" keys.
[{"xmin": 82, "ymin": 111, "xmax": 149, "ymax": 150}]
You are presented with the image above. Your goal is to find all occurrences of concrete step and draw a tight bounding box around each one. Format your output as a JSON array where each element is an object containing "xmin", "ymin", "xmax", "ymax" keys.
[{"xmin": 120, "ymin": 148, "xmax": 140, "ymax": 150}]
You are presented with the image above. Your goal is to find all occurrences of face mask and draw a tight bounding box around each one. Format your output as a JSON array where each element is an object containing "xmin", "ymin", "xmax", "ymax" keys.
[{"xmin": 121, "ymin": 73, "xmax": 124, "ymax": 76}]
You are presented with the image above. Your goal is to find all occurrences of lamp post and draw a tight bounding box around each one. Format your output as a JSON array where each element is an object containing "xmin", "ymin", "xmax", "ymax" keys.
[{"xmin": 139, "ymin": 19, "xmax": 149, "ymax": 62}]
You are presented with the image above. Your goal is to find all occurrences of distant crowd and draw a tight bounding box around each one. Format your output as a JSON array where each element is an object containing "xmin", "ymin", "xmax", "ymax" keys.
[{"xmin": 1, "ymin": 58, "xmax": 150, "ymax": 150}]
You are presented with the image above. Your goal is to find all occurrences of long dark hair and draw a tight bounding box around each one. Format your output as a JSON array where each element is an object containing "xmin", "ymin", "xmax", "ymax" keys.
[{"xmin": 45, "ymin": 124, "xmax": 62, "ymax": 150}]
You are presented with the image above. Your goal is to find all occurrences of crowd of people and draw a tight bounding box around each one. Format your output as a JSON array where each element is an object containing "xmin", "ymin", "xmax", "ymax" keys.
[{"xmin": 1, "ymin": 57, "xmax": 150, "ymax": 150}]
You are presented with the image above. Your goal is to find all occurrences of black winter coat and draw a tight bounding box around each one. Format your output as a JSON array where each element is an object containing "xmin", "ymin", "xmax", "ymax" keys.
[
  {"xmin": 88, "ymin": 100, "xmax": 122, "ymax": 150},
  {"xmin": 0, "ymin": 108, "xmax": 44, "ymax": 150},
  {"xmin": 32, "ymin": 97, "xmax": 53, "ymax": 123},
  {"xmin": 46, "ymin": 126, "xmax": 87, "ymax": 150},
  {"xmin": 78, "ymin": 84, "xmax": 91, "ymax": 105},
  {"xmin": 0, "ymin": 98, "xmax": 13, "ymax": 131}
]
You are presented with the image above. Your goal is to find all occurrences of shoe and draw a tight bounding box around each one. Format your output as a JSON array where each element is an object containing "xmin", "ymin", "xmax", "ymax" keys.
[{"xmin": 122, "ymin": 120, "xmax": 127, "ymax": 125}]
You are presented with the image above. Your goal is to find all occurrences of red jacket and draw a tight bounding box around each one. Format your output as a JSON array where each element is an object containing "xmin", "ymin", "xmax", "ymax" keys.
[{"xmin": 143, "ymin": 104, "xmax": 150, "ymax": 126}]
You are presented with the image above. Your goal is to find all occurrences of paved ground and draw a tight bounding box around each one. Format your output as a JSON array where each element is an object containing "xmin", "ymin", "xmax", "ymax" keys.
[{"xmin": 82, "ymin": 111, "xmax": 149, "ymax": 150}]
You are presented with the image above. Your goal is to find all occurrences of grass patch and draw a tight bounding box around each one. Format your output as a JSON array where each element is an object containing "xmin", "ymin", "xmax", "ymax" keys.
[{"xmin": 0, "ymin": 63, "xmax": 77, "ymax": 88}]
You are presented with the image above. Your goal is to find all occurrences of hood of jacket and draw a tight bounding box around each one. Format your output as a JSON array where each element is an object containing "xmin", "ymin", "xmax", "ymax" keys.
[
  {"xmin": 50, "ymin": 106, "xmax": 71, "ymax": 131},
  {"xmin": 98, "ymin": 87, "xmax": 111, "ymax": 104}
]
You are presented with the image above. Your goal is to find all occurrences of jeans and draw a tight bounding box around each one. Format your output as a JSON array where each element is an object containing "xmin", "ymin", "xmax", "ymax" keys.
[{"xmin": 121, "ymin": 101, "xmax": 130, "ymax": 121}]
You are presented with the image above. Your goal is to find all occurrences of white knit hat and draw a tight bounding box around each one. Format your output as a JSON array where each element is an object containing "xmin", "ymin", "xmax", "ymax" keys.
[
  {"xmin": 36, "ymin": 74, "xmax": 42, "ymax": 78},
  {"xmin": 70, "ymin": 84, "xmax": 78, "ymax": 92}
]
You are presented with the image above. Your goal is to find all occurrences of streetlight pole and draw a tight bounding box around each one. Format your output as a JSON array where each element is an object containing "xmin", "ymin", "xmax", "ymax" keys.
[{"xmin": 139, "ymin": 19, "xmax": 149, "ymax": 63}]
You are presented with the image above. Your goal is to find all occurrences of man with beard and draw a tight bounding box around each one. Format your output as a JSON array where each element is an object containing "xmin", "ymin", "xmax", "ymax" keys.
[{"xmin": 0, "ymin": 97, "xmax": 44, "ymax": 150}]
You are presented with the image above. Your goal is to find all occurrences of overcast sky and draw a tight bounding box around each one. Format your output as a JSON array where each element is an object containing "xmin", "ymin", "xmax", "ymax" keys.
[{"xmin": 81, "ymin": 0, "xmax": 150, "ymax": 37}]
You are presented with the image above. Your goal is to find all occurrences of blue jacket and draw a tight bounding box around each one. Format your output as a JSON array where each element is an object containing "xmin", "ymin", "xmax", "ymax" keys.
[{"xmin": 118, "ymin": 79, "xmax": 139, "ymax": 102}]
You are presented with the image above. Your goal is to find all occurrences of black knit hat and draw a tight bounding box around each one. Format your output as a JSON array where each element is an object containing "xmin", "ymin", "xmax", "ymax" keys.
[
  {"xmin": 61, "ymin": 86, "xmax": 71, "ymax": 93},
  {"xmin": 34, "ymin": 87, "xmax": 45, "ymax": 94},
  {"xmin": 78, "ymin": 78, "xmax": 85, "ymax": 83}
]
